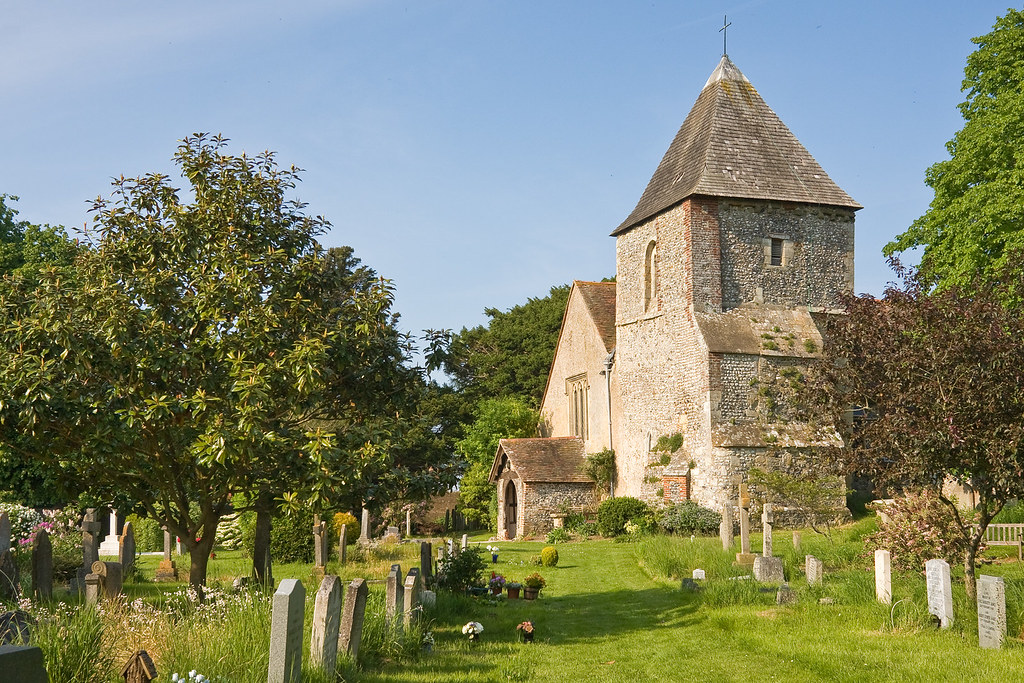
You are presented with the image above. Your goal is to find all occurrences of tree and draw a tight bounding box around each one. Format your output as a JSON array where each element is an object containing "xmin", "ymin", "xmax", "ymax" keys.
[
  {"xmin": 0, "ymin": 134, "xmax": 431, "ymax": 592},
  {"xmin": 812, "ymin": 267, "xmax": 1024, "ymax": 598},
  {"xmin": 884, "ymin": 10, "xmax": 1024, "ymax": 292}
]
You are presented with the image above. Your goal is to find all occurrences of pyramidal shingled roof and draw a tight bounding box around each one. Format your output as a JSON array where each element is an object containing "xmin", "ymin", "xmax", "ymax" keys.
[{"xmin": 613, "ymin": 56, "xmax": 861, "ymax": 236}]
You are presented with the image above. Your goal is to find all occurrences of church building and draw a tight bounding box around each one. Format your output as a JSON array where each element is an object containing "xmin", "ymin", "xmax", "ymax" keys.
[{"xmin": 491, "ymin": 55, "xmax": 859, "ymax": 540}]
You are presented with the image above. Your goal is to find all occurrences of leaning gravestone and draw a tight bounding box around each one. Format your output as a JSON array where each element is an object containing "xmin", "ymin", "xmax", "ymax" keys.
[
  {"xmin": 339, "ymin": 578, "xmax": 369, "ymax": 662},
  {"xmin": 925, "ymin": 558, "xmax": 954, "ymax": 628},
  {"xmin": 403, "ymin": 567, "xmax": 421, "ymax": 629},
  {"xmin": 0, "ymin": 550, "xmax": 19, "ymax": 600},
  {"xmin": 874, "ymin": 549, "xmax": 891, "ymax": 604},
  {"xmin": 92, "ymin": 561, "xmax": 123, "ymax": 599},
  {"xmin": 977, "ymin": 574, "xmax": 1006, "ymax": 649},
  {"xmin": 268, "ymin": 579, "xmax": 305, "ymax": 683},
  {"xmin": 310, "ymin": 575, "xmax": 342, "ymax": 677},
  {"xmin": 753, "ymin": 555, "xmax": 784, "ymax": 583},
  {"xmin": 120, "ymin": 650, "xmax": 157, "ymax": 683},
  {"xmin": 805, "ymin": 555, "xmax": 823, "ymax": 587},
  {"xmin": 119, "ymin": 521, "xmax": 136, "ymax": 577},
  {"xmin": 420, "ymin": 541, "xmax": 432, "ymax": 582},
  {"xmin": 0, "ymin": 512, "xmax": 10, "ymax": 554},
  {"xmin": 31, "ymin": 529, "xmax": 53, "ymax": 600},
  {"xmin": 720, "ymin": 503, "xmax": 734, "ymax": 550},
  {"xmin": 0, "ymin": 644, "xmax": 49, "ymax": 683},
  {"xmin": 386, "ymin": 565, "xmax": 404, "ymax": 629}
]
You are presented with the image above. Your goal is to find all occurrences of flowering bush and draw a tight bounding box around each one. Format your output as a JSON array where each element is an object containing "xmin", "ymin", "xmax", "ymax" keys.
[
  {"xmin": 523, "ymin": 572, "xmax": 546, "ymax": 590},
  {"xmin": 865, "ymin": 489, "xmax": 978, "ymax": 571},
  {"xmin": 0, "ymin": 502, "xmax": 44, "ymax": 546}
]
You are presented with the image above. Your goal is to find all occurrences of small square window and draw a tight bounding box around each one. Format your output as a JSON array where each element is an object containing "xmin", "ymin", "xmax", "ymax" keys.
[{"xmin": 770, "ymin": 238, "xmax": 784, "ymax": 267}]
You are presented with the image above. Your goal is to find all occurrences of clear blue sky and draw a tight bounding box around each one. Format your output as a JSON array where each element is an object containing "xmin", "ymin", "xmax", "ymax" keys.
[{"xmin": 0, "ymin": 1, "xmax": 1012, "ymax": 345}]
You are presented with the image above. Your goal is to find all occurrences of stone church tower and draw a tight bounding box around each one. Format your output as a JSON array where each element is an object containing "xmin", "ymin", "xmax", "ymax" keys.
[{"xmin": 610, "ymin": 55, "xmax": 860, "ymax": 511}]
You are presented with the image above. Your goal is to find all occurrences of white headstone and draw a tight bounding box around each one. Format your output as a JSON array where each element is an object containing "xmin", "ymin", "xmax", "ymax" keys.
[
  {"xmin": 268, "ymin": 579, "xmax": 305, "ymax": 683},
  {"xmin": 461, "ymin": 534, "xmax": 468, "ymax": 550},
  {"xmin": 358, "ymin": 509, "xmax": 370, "ymax": 546},
  {"xmin": 310, "ymin": 575, "xmax": 342, "ymax": 676},
  {"xmin": 403, "ymin": 568, "xmax": 422, "ymax": 629},
  {"xmin": 761, "ymin": 503, "xmax": 774, "ymax": 557},
  {"xmin": 925, "ymin": 558, "xmax": 954, "ymax": 628},
  {"xmin": 692, "ymin": 569, "xmax": 706, "ymax": 581},
  {"xmin": 977, "ymin": 574, "xmax": 1006, "ymax": 649},
  {"xmin": 805, "ymin": 555, "xmax": 823, "ymax": 586},
  {"xmin": 98, "ymin": 509, "xmax": 120, "ymax": 556},
  {"xmin": 720, "ymin": 503, "xmax": 733, "ymax": 550},
  {"xmin": 406, "ymin": 510, "xmax": 412, "ymax": 537},
  {"xmin": 874, "ymin": 549, "xmax": 891, "ymax": 604}
]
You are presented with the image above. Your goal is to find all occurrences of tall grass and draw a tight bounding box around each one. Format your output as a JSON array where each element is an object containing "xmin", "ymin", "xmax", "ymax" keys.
[{"xmin": 30, "ymin": 603, "xmax": 113, "ymax": 683}]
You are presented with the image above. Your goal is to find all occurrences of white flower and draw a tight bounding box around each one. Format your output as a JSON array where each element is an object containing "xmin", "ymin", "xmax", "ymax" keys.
[{"xmin": 171, "ymin": 676, "xmax": 179, "ymax": 682}]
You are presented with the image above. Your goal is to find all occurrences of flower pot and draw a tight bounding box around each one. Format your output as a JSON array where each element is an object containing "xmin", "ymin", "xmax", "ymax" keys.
[
  {"xmin": 519, "ymin": 631, "xmax": 534, "ymax": 643},
  {"xmin": 492, "ymin": 554, "xmax": 499, "ymax": 563},
  {"xmin": 491, "ymin": 586, "xmax": 502, "ymax": 595},
  {"xmin": 524, "ymin": 587, "xmax": 539, "ymax": 600},
  {"xmin": 507, "ymin": 586, "xmax": 521, "ymax": 600},
  {"xmin": 468, "ymin": 633, "xmax": 480, "ymax": 642}
]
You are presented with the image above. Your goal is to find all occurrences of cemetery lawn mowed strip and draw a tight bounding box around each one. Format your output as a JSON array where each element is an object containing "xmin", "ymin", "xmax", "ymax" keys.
[{"xmin": 360, "ymin": 538, "xmax": 1024, "ymax": 683}]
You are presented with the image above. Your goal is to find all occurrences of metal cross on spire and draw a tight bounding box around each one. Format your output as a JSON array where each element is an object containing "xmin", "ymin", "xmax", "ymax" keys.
[{"xmin": 720, "ymin": 15, "xmax": 732, "ymax": 57}]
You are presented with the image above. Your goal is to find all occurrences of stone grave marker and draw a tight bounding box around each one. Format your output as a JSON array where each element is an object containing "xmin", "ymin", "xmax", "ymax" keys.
[
  {"xmin": 420, "ymin": 590, "xmax": 436, "ymax": 608},
  {"xmin": 461, "ymin": 534, "xmax": 468, "ymax": 550},
  {"xmin": 447, "ymin": 538, "xmax": 455, "ymax": 556},
  {"xmin": 403, "ymin": 567, "xmax": 421, "ymax": 629},
  {"xmin": 776, "ymin": 583, "xmax": 796, "ymax": 605},
  {"xmin": 0, "ymin": 512, "xmax": 10, "ymax": 554},
  {"xmin": 84, "ymin": 573, "xmax": 102, "ymax": 606},
  {"xmin": 874, "ymin": 549, "xmax": 891, "ymax": 604},
  {"xmin": 385, "ymin": 526, "xmax": 400, "ymax": 541},
  {"xmin": 99, "ymin": 509, "xmax": 120, "ymax": 556},
  {"xmin": 977, "ymin": 575, "xmax": 1006, "ymax": 649},
  {"xmin": 31, "ymin": 529, "xmax": 53, "ymax": 600},
  {"xmin": 925, "ymin": 558, "xmax": 954, "ymax": 628},
  {"xmin": 0, "ymin": 550, "xmax": 19, "ymax": 600},
  {"xmin": 792, "ymin": 531, "xmax": 802, "ymax": 551},
  {"xmin": 339, "ymin": 524, "xmax": 348, "ymax": 565},
  {"xmin": 310, "ymin": 575, "xmax": 342, "ymax": 676},
  {"xmin": 752, "ymin": 555, "xmax": 784, "ymax": 583},
  {"xmin": 78, "ymin": 508, "xmax": 101, "ymax": 590},
  {"xmin": 92, "ymin": 561, "xmax": 123, "ymax": 599},
  {"xmin": 358, "ymin": 509, "xmax": 370, "ymax": 547},
  {"xmin": 120, "ymin": 650, "xmax": 157, "ymax": 683},
  {"xmin": 420, "ymin": 541, "xmax": 432, "ymax": 581},
  {"xmin": 692, "ymin": 568, "xmax": 706, "ymax": 581},
  {"xmin": 736, "ymin": 485, "xmax": 754, "ymax": 566},
  {"xmin": 339, "ymin": 578, "xmax": 369, "ymax": 661},
  {"xmin": 154, "ymin": 530, "xmax": 177, "ymax": 582},
  {"xmin": 386, "ymin": 564, "xmax": 404, "ymax": 629},
  {"xmin": 119, "ymin": 521, "xmax": 136, "ymax": 577},
  {"xmin": 720, "ymin": 503, "xmax": 733, "ymax": 550},
  {"xmin": 0, "ymin": 645, "xmax": 48, "ymax": 683},
  {"xmin": 761, "ymin": 503, "xmax": 774, "ymax": 557},
  {"xmin": 0, "ymin": 610, "xmax": 34, "ymax": 645},
  {"xmin": 313, "ymin": 519, "xmax": 328, "ymax": 569},
  {"xmin": 268, "ymin": 579, "xmax": 305, "ymax": 683},
  {"xmin": 805, "ymin": 555, "xmax": 823, "ymax": 587},
  {"xmin": 406, "ymin": 509, "xmax": 412, "ymax": 537}
]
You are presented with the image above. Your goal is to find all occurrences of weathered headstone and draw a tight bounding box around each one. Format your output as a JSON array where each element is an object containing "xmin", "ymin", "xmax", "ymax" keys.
[
  {"xmin": 310, "ymin": 575, "xmax": 342, "ymax": 676},
  {"xmin": 386, "ymin": 564, "xmax": 404, "ymax": 629},
  {"xmin": 805, "ymin": 555, "xmax": 823, "ymax": 587},
  {"xmin": 752, "ymin": 555, "xmax": 784, "ymax": 583},
  {"xmin": 692, "ymin": 568, "xmax": 706, "ymax": 581},
  {"xmin": 720, "ymin": 503, "xmax": 733, "ymax": 550},
  {"xmin": 792, "ymin": 530, "xmax": 802, "ymax": 551},
  {"xmin": 84, "ymin": 573, "xmax": 102, "ymax": 606},
  {"xmin": 461, "ymin": 534, "xmax": 468, "ymax": 550},
  {"xmin": 420, "ymin": 589, "xmax": 436, "ymax": 608},
  {"xmin": 776, "ymin": 583, "xmax": 796, "ymax": 605},
  {"xmin": 268, "ymin": 579, "xmax": 305, "ymax": 683},
  {"xmin": 313, "ymin": 520, "xmax": 328, "ymax": 568},
  {"xmin": 98, "ymin": 509, "xmax": 120, "ymax": 556},
  {"xmin": 79, "ymin": 508, "xmax": 101, "ymax": 590},
  {"xmin": 736, "ymin": 485, "xmax": 754, "ymax": 566},
  {"xmin": 874, "ymin": 549, "xmax": 891, "ymax": 604},
  {"xmin": 0, "ymin": 610, "xmax": 34, "ymax": 645},
  {"xmin": 120, "ymin": 650, "xmax": 157, "ymax": 683},
  {"xmin": 406, "ymin": 510, "xmax": 412, "ymax": 537},
  {"xmin": 977, "ymin": 574, "xmax": 1006, "ymax": 649},
  {"xmin": 154, "ymin": 530, "xmax": 177, "ymax": 582},
  {"xmin": 403, "ymin": 567, "xmax": 422, "ymax": 629},
  {"xmin": 761, "ymin": 503, "xmax": 774, "ymax": 557},
  {"xmin": 338, "ymin": 578, "xmax": 369, "ymax": 661},
  {"xmin": 385, "ymin": 526, "xmax": 400, "ymax": 541},
  {"xmin": 119, "ymin": 521, "xmax": 136, "ymax": 577},
  {"xmin": 925, "ymin": 558, "xmax": 954, "ymax": 628},
  {"xmin": 0, "ymin": 550, "xmax": 19, "ymax": 600},
  {"xmin": 420, "ymin": 541, "xmax": 432, "ymax": 581},
  {"xmin": 92, "ymin": 561, "xmax": 123, "ymax": 599},
  {"xmin": 358, "ymin": 508, "xmax": 370, "ymax": 546},
  {"xmin": 338, "ymin": 524, "xmax": 348, "ymax": 565},
  {"xmin": 31, "ymin": 529, "xmax": 53, "ymax": 600},
  {"xmin": 0, "ymin": 512, "xmax": 10, "ymax": 555},
  {"xmin": 0, "ymin": 645, "xmax": 48, "ymax": 683}
]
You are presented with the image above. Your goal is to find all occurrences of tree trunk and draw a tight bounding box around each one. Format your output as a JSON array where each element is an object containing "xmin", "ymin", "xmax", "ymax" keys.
[
  {"xmin": 188, "ymin": 533, "xmax": 217, "ymax": 601},
  {"xmin": 253, "ymin": 493, "xmax": 273, "ymax": 587}
]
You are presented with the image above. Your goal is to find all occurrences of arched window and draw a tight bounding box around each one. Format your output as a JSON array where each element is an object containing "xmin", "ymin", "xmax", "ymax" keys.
[{"xmin": 644, "ymin": 240, "xmax": 658, "ymax": 311}]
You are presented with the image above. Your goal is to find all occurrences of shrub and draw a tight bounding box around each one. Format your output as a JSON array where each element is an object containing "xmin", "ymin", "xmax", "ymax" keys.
[
  {"xmin": 332, "ymin": 512, "xmax": 360, "ymax": 546},
  {"xmin": 126, "ymin": 513, "xmax": 163, "ymax": 552},
  {"xmin": 0, "ymin": 502, "xmax": 43, "ymax": 546},
  {"xmin": 523, "ymin": 572, "xmax": 546, "ymax": 589},
  {"xmin": 994, "ymin": 499, "xmax": 1024, "ymax": 524},
  {"xmin": 436, "ymin": 546, "xmax": 486, "ymax": 592},
  {"xmin": 540, "ymin": 546, "xmax": 559, "ymax": 567},
  {"xmin": 269, "ymin": 508, "xmax": 314, "ymax": 563},
  {"xmin": 864, "ymin": 489, "xmax": 976, "ymax": 571},
  {"xmin": 657, "ymin": 501, "xmax": 722, "ymax": 535},
  {"xmin": 216, "ymin": 511, "xmax": 245, "ymax": 550},
  {"xmin": 597, "ymin": 497, "xmax": 651, "ymax": 537},
  {"xmin": 545, "ymin": 528, "xmax": 571, "ymax": 544}
]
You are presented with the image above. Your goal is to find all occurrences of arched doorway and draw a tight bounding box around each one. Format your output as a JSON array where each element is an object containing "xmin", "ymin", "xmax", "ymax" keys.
[{"xmin": 504, "ymin": 480, "xmax": 518, "ymax": 539}]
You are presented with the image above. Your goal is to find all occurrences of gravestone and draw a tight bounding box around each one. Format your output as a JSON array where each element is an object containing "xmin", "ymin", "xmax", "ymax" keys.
[
  {"xmin": 338, "ymin": 524, "xmax": 348, "ymax": 565},
  {"xmin": 874, "ymin": 549, "xmax": 891, "ymax": 604},
  {"xmin": 792, "ymin": 531, "xmax": 802, "ymax": 552},
  {"xmin": 925, "ymin": 558, "xmax": 954, "ymax": 628},
  {"xmin": 805, "ymin": 555, "xmax": 823, "ymax": 587},
  {"xmin": 310, "ymin": 575, "xmax": 342, "ymax": 676},
  {"xmin": 406, "ymin": 510, "xmax": 412, "ymax": 537},
  {"xmin": 403, "ymin": 567, "xmax": 421, "ymax": 629},
  {"xmin": 358, "ymin": 509, "xmax": 370, "ymax": 547},
  {"xmin": 119, "ymin": 521, "xmax": 136, "ymax": 577},
  {"xmin": 776, "ymin": 583, "xmax": 796, "ymax": 605},
  {"xmin": 0, "ymin": 645, "xmax": 48, "ymax": 683},
  {"xmin": 720, "ymin": 503, "xmax": 733, "ymax": 550},
  {"xmin": 736, "ymin": 485, "xmax": 754, "ymax": 566},
  {"xmin": 120, "ymin": 650, "xmax": 157, "ymax": 683},
  {"xmin": 98, "ymin": 509, "xmax": 120, "ymax": 556},
  {"xmin": 84, "ymin": 573, "xmax": 102, "ymax": 606},
  {"xmin": 338, "ymin": 578, "xmax": 369, "ymax": 661},
  {"xmin": 268, "ymin": 579, "xmax": 305, "ymax": 683},
  {"xmin": 31, "ymin": 529, "xmax": 53, "ymax": 600},
  {"xmin": 420, "ymin": 590, "xmax": 436, "ymax": 609},
  {"xmin": 313, "ymin": 520, "xmax": 328, "ymax": 568},
  {"xmin": 761, "ymin": 503, "xmax": 774, "ymax": 557},
  {"xmin": 385, "ymin": 526, "xmax": 400, "ymax": 541},
  {"xmin": 0, "ymin": 610, "xmax": 34, "ymax": 645},
  {"xmin": 0, "ymin": 512, "xmax": 10, "ymax": 554},
  {"xmin": 692, "ymin": 569, "xmax": 706, "ymax": 581},
  {"xmin": 461, "ymin": 534, "xmax": 468, "ymax": 550},
  {"xmin": 154, "ymin": 530, "xmax": 177, "ymax": 582},
  {"xmin": 420, "ymin": 541, "xmax": 432, "ymax": 582},
  {"xmin": 0, "ymin": 550, "xmax": 19, "ymax": 600},
  {"xmin": 79, "ymin": 508, "xmax": 101, "ymax": 590},
  {"xmin": 386, "ymin": 564, "xmax": 404, "ymax": 629},
  {"xmin": 752, "ymin": 555, "xmax": 784, "ymax": 583},
  {"xmin": 977, "ymin": 574, "xmax": 1006, "ymax": 649},
  {"xmin": 92, "ymin": 561, "xmax": 123, "ymax": 599}
]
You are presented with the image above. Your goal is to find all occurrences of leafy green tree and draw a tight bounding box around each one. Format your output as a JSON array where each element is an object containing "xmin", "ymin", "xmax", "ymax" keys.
[
  {"xmin": 0, "ymin": 134, "xmax": 436, "ymax": 592},
  {"xmin": 885, "ymin": 10, "xmax": 1024, "ymax": 292}
]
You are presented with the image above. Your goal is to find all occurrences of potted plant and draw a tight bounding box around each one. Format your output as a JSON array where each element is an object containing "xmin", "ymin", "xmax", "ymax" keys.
[
  {"xmin": 422, "ymin": 631, "xmax": 435, "ymax": 653},
  {"xmin": 506, "ymin": 581, "xmax": 522, "ymax": 599},
  {"xmin": 489, "ymin": 572, "xmax": 506, "ymax": 595},
  {"xmin": 523, "ymin": 572, "xmax": 546, "ymax": 600},
  {"xmin": 486, "ymin": 544, "xmax": 499, "ymax": 563},
  {"xmin": 516, "ymin": 620, "xmax": 535, "ymax": 643},
  {"xmin": 462, "ymin": 621, "xmax": 484, "ymax": 642}
]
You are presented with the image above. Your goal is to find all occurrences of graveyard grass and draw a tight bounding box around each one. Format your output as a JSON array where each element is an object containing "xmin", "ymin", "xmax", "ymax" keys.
[{"xmin": 13, "ymin": 521, "xmax": 1024, "ymax": 682}]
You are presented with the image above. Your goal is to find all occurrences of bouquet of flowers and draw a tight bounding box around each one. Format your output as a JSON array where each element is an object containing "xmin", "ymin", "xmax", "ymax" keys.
[
  {"xmin": 462, "ymin": 621, "xmax": 484, "ymax": 641},
  {"xmin": 489, "ymin": 573, "xmax": 506, "ymax": 590},
  {"xmin": 516, "ymin": 620, "xmax": 535, "ymax": 642},
  {"xmin": 486, "ymin": 544, "xmax": 500, "ymax": 562}
]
